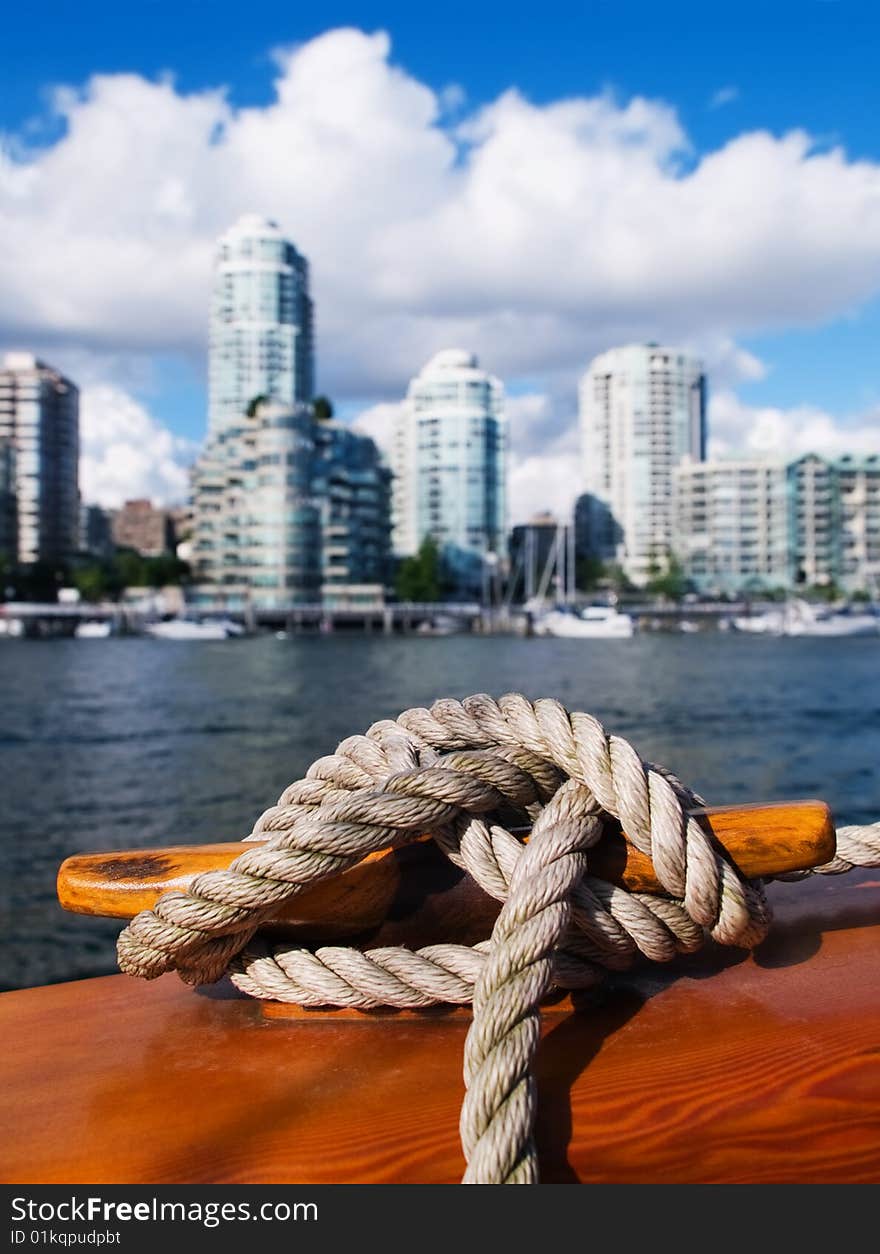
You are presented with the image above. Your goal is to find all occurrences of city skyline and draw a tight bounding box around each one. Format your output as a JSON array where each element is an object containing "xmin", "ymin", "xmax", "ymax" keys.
[{"xmin": 1, "ymin": 12, "xmax": 880, "ymax": 525}]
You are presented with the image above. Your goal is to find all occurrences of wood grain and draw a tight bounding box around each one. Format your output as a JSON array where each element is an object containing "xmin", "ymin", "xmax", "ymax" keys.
[
  {"xmin": 56, "ymin": 800, "xmax": 835, "ymax": 950},
  {"xmin": 3, "ymin": 867, "xmax": 878, "ymax": 1184}
]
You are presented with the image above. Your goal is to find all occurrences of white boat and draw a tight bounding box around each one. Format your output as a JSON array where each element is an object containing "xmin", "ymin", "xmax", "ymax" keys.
[
  {"xmin": 416, "ymin": 614, "xmax": 465, "ymax": 637},
  {"xmin": 731, "ymin": 609, "xmax": 785, "ymax": 635},
  {"xmin": 533, "ymin": 605, "xmax": 635, "ymax": 639},
  {"xmin": 74, "ymin": 621, "xmax": 112, "ymax": 639},
  {"xmin": 733, "ymin": 599, "xmax": 878, "ymax": 638},
  {"xmin": 145, "ymin": 618, "xmax": 245, "ymax": 640},
  {"xmin": 785, "ymin": 600, "xmax": 878, "ymax": 637}
]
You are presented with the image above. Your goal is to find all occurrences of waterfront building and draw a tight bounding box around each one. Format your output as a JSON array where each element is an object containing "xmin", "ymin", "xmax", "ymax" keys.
[
  {"xmin": 208, "ymin": 215, "xmax": 313, "ymax": 439},
  {"xmin": 392, "ymin": 349, "xmax": 506, "ymax": 597},
  {"xmin": 674, "ymin": 452, "xmax": 880, "ymax": 596},
  {"xmin": 191, "ymin": 401, "xmax": 391, "ymax": 609},
  {"xmin": 788, "ymin": 454, "xmax": 836, "ymax": 589},
  {"xmin": 313, "ymin": 421, "xmax": 392, "ymax": 600},
  {"xmin": 673, "ymin": 458, "xmax": 790, "ymax": 595},
  {"xmin": 579, "ymin": 344, "xmax": 706, "ymax": 586},
  {"xmin": 79, "ymin": 503, "xmax": 115, "ymax": 558},
  {"xmin": 0, "ymin": 353, "xmax": 79, "ymax": 565},
  {"xmin": 192, "ymin": 401, "xmax": 321, "ymax": 605},
  {"xmin": 833, "ymin": 454, "xmax": 880, "ymax": 594},
  {"xmin": 788, "ymin": 453, "xmax": 880, "ymax": 595},
  {"xmin": 0, "ymin": 439, "xmax": 16, "ymax": 561},
  {"xmin": 111, "ymin": 499, "xmax": 174, "ymax": 557},
  {"xmin": 194, "ymin": 214, "xmax": 330, "ymax": 607}
]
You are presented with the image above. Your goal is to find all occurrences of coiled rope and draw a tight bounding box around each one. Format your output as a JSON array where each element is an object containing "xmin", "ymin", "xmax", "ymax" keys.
[{"xmin": 116, "ymin": 693, "xmax": 880, "ymax": 1183}]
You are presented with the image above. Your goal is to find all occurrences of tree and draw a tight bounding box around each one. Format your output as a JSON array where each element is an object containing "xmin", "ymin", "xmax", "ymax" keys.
[
  {"xmin": 313, "ymin": 396, "xmax": 334, "ymax": 422},
  {"xmin": 575, "ymin": 555, "xmax": 605, "ymax": 592},
  {"xmin": 395, "ymin": 536, "xmax": 443, "ymax": 602},
  {"xmin": 143, "ymin": 553, "xmax": 190, "ymax": 588},
  {"xmin": 72, "ymin": 564, "xmax": 112, "ymax": 603},
  {"xmin": 603, "ymin": 562, "xmax": 635, "ymax": 597},
  {"xmin": 68, "ymin": 550, "xmax": 191, "ymax": 602},
  {"xmin": 245, "ymin": 394, "xmax": 269, "ymax": 418},
  {"xmin": 114, "ymin": 549, "xmax": 146, "ymax": 589},
  {"xmin": 805, "ymin": 581, "xmax": 840, "ymax": 603},
  {"xmin": 647, "ymin": 553, "xmax": 691, "ymax": 603}
]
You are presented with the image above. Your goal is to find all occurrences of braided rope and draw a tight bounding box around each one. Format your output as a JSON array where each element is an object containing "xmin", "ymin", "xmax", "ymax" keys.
[{"xmin": 116, "ymin": 693, "xmax": 880, "ymax": 1183}]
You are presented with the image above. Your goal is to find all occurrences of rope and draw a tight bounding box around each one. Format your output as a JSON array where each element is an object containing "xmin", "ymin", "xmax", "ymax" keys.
[{"xmin": 115, "ymin": 692, "xmax": 880, "ymax": 1183}]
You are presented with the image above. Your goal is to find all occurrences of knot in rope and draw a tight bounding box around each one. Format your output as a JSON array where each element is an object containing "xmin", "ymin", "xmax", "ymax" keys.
[{"xmin": 115, "ymin": 692, "xmax": 876, "ymax": 1183}]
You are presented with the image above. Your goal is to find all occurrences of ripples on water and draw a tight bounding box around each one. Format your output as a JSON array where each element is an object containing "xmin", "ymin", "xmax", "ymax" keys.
[{"xmin": 1, "ymin": 633, "xmax": 878, "ymax": 989}]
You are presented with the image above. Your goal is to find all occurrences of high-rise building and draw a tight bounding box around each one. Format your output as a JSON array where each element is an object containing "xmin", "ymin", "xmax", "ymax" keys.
[
  {"xmin": 0, "ymin": 353, "xmax": 79, "ymax": 565},
  {"xmin": 579, "ymin": 344, "xmax": 706, "ymax": 585},
  {"xmin": 208, "ymin": 215, "xmax": 313, "ymax": 438},
  {"xmin": 194, "ymin": 215, "xmax": 393, "ymax": 608},
  {"xmin": 392, "ymin": 349, "xmax": 506, "ymax": 595},
  {"xmin": 79, "ymin": 503, "xmax": 115, "ymax": 558},
  {"xmin": 673, "ymin": 458, "xmax": 790, "ymax": 594},
  {"xmin": 0, "ymin": 438, "xmax": 16, "ymax": 560}
]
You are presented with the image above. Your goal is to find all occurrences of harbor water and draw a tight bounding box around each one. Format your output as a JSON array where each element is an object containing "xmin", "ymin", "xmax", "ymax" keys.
[{"xmin": 1, "ymin": 632, "xmax": 879, "ymax": 991}]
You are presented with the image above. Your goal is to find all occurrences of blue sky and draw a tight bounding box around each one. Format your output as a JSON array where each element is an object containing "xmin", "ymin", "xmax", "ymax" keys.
[{"xmin": 1, "ymin": 2, "xmax": 879, "ymax": 515}]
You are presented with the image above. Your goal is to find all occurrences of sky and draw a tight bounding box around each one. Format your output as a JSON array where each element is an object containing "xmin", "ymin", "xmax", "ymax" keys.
[{"xmin": 2, "ymin": 1, "xmax": 879, "ymax": 522}]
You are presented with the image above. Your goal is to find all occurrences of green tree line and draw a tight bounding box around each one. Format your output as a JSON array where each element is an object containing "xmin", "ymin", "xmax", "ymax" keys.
[{"xmin": 0, "ymin": 550, "xmax": 190, "ymax": 603}]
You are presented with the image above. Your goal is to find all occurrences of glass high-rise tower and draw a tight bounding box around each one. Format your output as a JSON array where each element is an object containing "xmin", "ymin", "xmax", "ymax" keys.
[
  {"xmin": 392, "ymin": 349, "xmax": 506, "ymax": 596},
  {"xmin": 207, "ymin": 215, "xmax": 313, "ymax": 436},
  {"xmin": 579, "ymin": 344, "xmax": 706, "ymax": 586}
]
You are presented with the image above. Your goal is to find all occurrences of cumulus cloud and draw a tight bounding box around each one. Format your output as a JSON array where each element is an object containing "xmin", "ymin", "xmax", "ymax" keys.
[
  {"xmin": 79, "ymin": 385, "xmax": 195, "ymax": 507},
  {"xmin": 709, "ymin": 390, "xmax": 880, "ymax": 460},
  {"xmin": 350, "ymin": 400, "xmax": 403, "ymax": 452},
  {"xmin": 3, "ymin": 27, "xmax": 880, "ymax": 391},
  {"xmin": 2, "ymin": 27, "xmax": 880, "ymax": 517}
]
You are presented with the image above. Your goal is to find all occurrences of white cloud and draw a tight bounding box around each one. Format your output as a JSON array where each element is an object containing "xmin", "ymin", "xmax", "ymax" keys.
[
  {"xmin": 709, "ymin": 86, "xmax": 740, "ymax": 110},
  {"xmin": 504, "ymin": 393, "xmax": 581, "ymax": 525},
  {"xmin": 79, "ymin": 384, "xmax": 195, "ymax": 508},
  {"xmin": 709, "ymin": 389, "xmax": 880, "ymax": 459},
  {"xmin": 2, "ymin": 27, "xmax": 880, "ymax": 395},
  {"xmin": 2, "ymin": 27, "xmax": 880, "ymax": 520},
  {"xmin": 350, "ymin": 400, "xmax": 403, "ymax": 452}
]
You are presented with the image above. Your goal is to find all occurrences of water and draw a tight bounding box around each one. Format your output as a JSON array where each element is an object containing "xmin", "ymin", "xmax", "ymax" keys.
[{"xmin": 1, "ymin": 633, "xmax": 878, "ymax": 991}]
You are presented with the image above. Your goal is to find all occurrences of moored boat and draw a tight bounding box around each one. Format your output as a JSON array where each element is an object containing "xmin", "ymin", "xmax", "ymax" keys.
[
  {"xmin": 533, "ymin": 605, "xmax": 635, "ymax": 638},
  {"xmin": 74, "ymin": 620, "xmax": 113, "ymax": 638},
  {"xmin": 733, "ymin": 598, "xmax": 878, "ymax": 637},
  {"xmin": 145, "ymin": 617, "xmax": 245, "ymax": 640}
]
